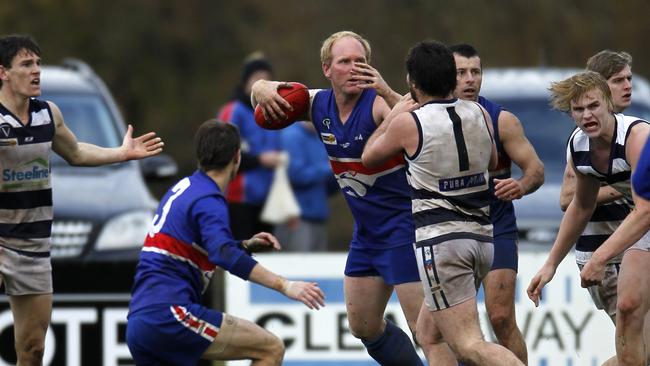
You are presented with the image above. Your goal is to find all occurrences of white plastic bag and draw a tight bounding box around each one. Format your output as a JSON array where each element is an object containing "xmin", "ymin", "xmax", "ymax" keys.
[{"xmin": 260, "ymin": 152, "xmax": 301, "ymax": 224}]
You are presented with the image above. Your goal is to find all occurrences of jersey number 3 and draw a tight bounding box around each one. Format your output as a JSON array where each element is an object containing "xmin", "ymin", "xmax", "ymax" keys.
[{"xmin": 148, "ymin": 177, "xmax": 191, "ymax": 237}]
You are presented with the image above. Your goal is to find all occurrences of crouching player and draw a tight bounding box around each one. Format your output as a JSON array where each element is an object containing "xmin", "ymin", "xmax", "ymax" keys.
[{"xmin": 126, "ymin": 120, "xmax": 325, "ymax": 366}]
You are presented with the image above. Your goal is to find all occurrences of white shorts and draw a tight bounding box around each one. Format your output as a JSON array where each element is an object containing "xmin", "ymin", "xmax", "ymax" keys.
[
  {"xmin": 415, "ymin": 238, "xmax": 493, "ymax": 311},
  {"xmin": 0, "ymin": 244, "xmax": 52, "ymax": 295}
]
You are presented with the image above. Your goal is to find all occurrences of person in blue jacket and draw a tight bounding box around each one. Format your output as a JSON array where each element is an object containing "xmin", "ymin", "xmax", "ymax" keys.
[
  {"xmin": 275, "ymin": 121, "xmax": 338, "ymax": 252},
  {"xmin": 218, "ymin": 53, "xmax": 283, "ymax": 239},
  {"xmin": 126, "ymin": 120, "xmax": 324, "ymax": 366}
]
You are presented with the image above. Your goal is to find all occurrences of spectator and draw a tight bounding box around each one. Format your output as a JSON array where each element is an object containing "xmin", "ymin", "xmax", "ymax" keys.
[
  {"xmin": 217, "ymin": 52, "xmax": 282, "ymax": 239},
  {"xmin": 275, "ymin": 121, "xmax": 338, "ymax": 252}
]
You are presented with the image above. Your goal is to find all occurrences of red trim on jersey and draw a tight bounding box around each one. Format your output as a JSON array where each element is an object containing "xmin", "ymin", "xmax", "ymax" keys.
[
  {"xmin": 144, "ymin": 233, "xmax": 215, "ymax": 272},
  {"xmin": 218, "ymin": 101, "xmax": 246, "ymax": 203},
  {"xmin": 329, "ymin": 155, "xmax": 405, "ymax": 176},
  {"xmin": 226, "ymin": 174, "xmax": 245, "ymax": 202},
  {"xmin": 217, "ymin": 101, "xmax": 236, "ymax": 121}
]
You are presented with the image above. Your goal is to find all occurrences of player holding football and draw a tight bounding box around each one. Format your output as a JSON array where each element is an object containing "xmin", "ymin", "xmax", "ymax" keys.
[
  {"xmin": 252, "ymin": 31, "xmax": 456, "ymax": 365},
  {"xmin": 126, "ymin": 120, "xmax": 324, "ymax": 366}
]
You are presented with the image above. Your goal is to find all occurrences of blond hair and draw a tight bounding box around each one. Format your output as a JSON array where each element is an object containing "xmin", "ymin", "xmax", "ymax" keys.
[
  {"xmin": 320, "ymin": 31, "xmax": 371, "ymax": 65},
  {"xmin": 549, "ymin": 71, "xmax": 614, "ymax": 113},
  {"xmin": 586, "ymin": 50, "xmax": 633, "ymax": 80}
]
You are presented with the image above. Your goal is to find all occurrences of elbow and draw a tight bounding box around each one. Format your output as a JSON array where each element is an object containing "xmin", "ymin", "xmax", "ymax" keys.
[
  {"xmin": 361, "ymin": 151, "xmax": 378, "ymax": 168},
  {"xmin": 559, "ymin": 200, "xmax": 569, "ymax": 212}
]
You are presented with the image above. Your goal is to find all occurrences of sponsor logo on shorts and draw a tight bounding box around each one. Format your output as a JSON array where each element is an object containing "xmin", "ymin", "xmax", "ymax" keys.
[{"xmin": 0, "ymin": 138, "xmax": 17, "ymax": 146}]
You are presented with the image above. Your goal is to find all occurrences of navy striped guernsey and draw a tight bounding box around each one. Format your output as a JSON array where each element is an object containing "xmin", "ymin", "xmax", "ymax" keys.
[
  {"xmin": 568, "ymin": 114, "xmax": 648, "ymax": 254},
  {"xmin": 0, "ymin": 98, "xmax": 55, "ymax": 255},
  {"xmin": 407, "ymin": 99, "xmax": 493, "ymax": 247}
]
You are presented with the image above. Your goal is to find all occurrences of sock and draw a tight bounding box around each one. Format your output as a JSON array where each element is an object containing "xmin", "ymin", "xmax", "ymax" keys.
[{"xmin": 361, "ymin": 320, "xmax": 424, "ymax": 366}]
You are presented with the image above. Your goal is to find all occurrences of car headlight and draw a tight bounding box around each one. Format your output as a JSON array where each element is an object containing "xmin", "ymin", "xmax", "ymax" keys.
[{"xmin": 95, "ymin": 210, "xmax": 154, "ymax": 251}]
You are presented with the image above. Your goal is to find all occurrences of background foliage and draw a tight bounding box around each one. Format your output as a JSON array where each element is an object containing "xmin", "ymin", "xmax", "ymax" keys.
[{"xmin": 3, "ymin": 0, "xmax": 649, "ymax": 248}]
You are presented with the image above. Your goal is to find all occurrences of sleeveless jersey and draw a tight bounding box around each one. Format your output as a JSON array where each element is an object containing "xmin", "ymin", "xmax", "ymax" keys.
[
  {"xmin": 478, "ymin": 96, "xmax": 517, "ymax": 239},
  {"xmin": 407, "ymin": 99, "xmax": 493, "ymax": 247},
  {"xmin": 129, "ymin": 170, "xmax": 258, "ymax": 315},
  {"xmin": 568, "ymin": 114, "xmax": 647, "ymax": 252},
  {"xmin": 0, "ymin": 98, "xmax": 54, "ymax": 254},
  {"xmin": 310, "ymin": 88, "xmax": 414, "ymax": 249}
]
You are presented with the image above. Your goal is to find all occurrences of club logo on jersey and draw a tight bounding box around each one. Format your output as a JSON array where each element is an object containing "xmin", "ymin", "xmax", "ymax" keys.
[
  {"xmin": 0, "ymin": 124, "xmax": 10, "ymax": 138},
  {"xmin": 321, "ymin": 133, "xmax": 337, "ymax": 145},
  {"xmin": 322, "ymin": 118, "xmax": 331, "ymax": 130}
]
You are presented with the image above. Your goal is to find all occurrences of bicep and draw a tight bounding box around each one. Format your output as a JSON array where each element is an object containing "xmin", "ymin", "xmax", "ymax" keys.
[
  {"xmin": 573, "ymin": 167, "xmax": 599, "ymax": 209},
  {"xmin": 49, "ymin": 102, "xmax": 80, "ymax": 161},
  {"xmin": 626, "ymin": 123, "xmax": 650, "ymax": 171},
  {"xmin": 372, "ymin": 96, "xmax": 391, "ymax": 126},
  {"xmin": 499, "ymin": 112, "xmax": 542, "ymax": 169}
]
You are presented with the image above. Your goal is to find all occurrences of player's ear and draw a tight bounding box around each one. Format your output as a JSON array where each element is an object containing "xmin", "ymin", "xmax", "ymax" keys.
[{"xmin": 322, "ymin": 62, "xmax": 331, "ymax": 78}]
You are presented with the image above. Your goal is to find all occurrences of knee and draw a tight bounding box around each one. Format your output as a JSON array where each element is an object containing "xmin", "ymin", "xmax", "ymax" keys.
[
  {"xmin": 349, "ymin": 319, "xmax": 383, "ymax": 340},
  {"xmin": 488, "ymin": 306, "xmax": 515, "ymax": 334},
  {"xmin": 617, "ymin": 292, "xmax": 643, "ymax": 319},
  {"xmin": 15, "ymin": 339, "xmax": 45, "ymax": 366},
  {"xmin": 263, "ymin": 334, "xmax": 285, "ymax": 365}
]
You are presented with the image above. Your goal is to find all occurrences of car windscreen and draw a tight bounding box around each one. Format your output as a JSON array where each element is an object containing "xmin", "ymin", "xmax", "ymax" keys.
[
  {"xmin": 42, "ymin": 93, "xmax": 122, "ymax": 166},
  {"xmin": 489, "ymin": 98, "xmax": 650, "ymax": 183}
]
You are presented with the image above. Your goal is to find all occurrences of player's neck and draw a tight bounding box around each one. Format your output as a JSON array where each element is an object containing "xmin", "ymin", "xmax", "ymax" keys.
[
  {"xmin": 417, "ymin": 92, "xmax": 454, "ymax": 105},
  {"xmin": 334, "ymin": 90, "xmax": 361, "ymax": 124},
  {"xmin": 0, "ymin": 89, "xmax": 31, "ymax": 123},
  {"xmin": 206, "ymin": 169, "xmax": 232, "ymax": 192}
]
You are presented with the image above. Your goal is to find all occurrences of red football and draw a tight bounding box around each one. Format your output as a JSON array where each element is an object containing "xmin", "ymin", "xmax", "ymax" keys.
[{"xmin": 254, "ymin": 82, "xmax": 309, "ymax": 130}]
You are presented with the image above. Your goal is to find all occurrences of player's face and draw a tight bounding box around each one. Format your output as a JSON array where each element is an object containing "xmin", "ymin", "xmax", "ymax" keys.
[
  {"xmin": 607, "ymin": 65, "xmax": 632, "ymax": 113},
  {"xmin": 323, "ymin": 37, "xmax": 368, "ymax": 95},
  {"xmin": 453, "ymin": 54, "xmax": 482, "ymax": 102},
  {"xmin": 570, "ymin": 88, "xmax": 614, "ymax": 139},
  {"xmin": 0, "ymin": 49, "xmax": 41, "ymax": 98}
]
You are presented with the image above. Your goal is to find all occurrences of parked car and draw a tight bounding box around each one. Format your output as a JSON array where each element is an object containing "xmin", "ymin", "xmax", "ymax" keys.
[
  {"xmin": 42, "ymin": 59, "xmax": 178, "ymax": 262},
  {"xmin": 480, "ymin": 67, "xmax": 650, "ymax": 242}
]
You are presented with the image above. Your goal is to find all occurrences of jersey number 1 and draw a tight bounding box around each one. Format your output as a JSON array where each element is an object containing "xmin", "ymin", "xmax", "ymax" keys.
[{"xmin": 446, "ymin": 107, "xmax": 470, "ymax": 172}]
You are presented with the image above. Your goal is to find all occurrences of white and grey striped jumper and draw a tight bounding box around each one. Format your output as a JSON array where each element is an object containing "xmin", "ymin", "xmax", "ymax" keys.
[
  {"xmin": 0, "ymin": 98, "xmax": 55, "ymax": 257},
  {"xmin": 406, "ymin": 98, "xmax": 494, "ymax": 248}
]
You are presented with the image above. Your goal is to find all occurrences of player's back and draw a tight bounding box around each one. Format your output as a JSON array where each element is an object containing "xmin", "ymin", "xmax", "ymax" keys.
[{"xmin": 407, "ymin": 98, "xmax": 493, "ymax": 245}]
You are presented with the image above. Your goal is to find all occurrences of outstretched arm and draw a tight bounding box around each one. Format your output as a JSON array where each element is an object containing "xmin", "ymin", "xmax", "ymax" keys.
[
  {"xmin": 527, "ymin": 160, "xmax": 599, "ymax": 306},
  {"xmin": 50, "ymin": 102, "xmax": 163, "ymax": 166},
  {"xmin": 493, "ymin": 111, "xmax": 544, "ymax": 201}
]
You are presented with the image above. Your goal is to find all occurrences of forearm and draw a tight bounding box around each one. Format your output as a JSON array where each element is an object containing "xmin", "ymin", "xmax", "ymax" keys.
[
  {"xmin": 546, "ymin": 202, "xmax": 594, "ymax": 267},
  {"xmin": 247, "ymin": 263, "xmax": 291, "ymax": 295},
  {"xmin": 378, "ymin": 89, "xmax": 401, "ymax": 109},
  {"xmin": 595, "ymin": 186, "xmax": 623, "ymax": 205},
  {"xmin": 518, "ymin": 165, "xmax": 544, "ymax": 195},
  {"xmin": 67, "ymin": 143, "xmax": 128, "ymax": 166},
  {"xmin": 593, "ymin": 207, "xmax": 650, "ymax": 262}
]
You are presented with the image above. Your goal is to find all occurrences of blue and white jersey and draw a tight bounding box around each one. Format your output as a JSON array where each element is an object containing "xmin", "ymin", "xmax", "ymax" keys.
[
  {"xmin": 0, "ymin": 98, "xmax": 54, "ymax": 254},
  {"xmin": 129, "ymin": 171, "xmax": 258, "ymax": 315},
  {"xmin": 568, "ymin": 114, "xmax": 648, "ymax": 253},
  {"xmin": 407, "ymin": 98, "xmax": 493, "ymax": 247},
  {"xmin": 478, "ymin": 96, "xmax": 518, "ymax": 239},
  {"xmin": 310, "ymin": 88, "xmax": 414, "ymax": 250}
]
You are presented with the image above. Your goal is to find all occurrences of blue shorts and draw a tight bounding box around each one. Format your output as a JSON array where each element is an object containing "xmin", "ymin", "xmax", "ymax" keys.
[
  {"xmin": 345, "ymin": 244, "xmax": 420, "ymax": 285},
  {"xmin": 490, "ymin": 236, "xmax": 518, "ymax": 272},
  {"xmin": 126, "ymin": 303, "xmax": 224, "ymax": 366}
]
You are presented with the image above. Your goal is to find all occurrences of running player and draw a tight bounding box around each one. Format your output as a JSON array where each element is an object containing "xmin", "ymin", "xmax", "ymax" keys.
[
  {"xmin": 450, "ymin": 43, "xmax": 544, "ymax": 364},
  {"xmin": 126, "ymin": 120, "xmax": 324, "ymax": 366},
  {"xmin": 362, "ymin": 39, "xmax": 525, "ymax": 366},
  {"xmin": 527, "ymin": 71, "xmax": 650, "ymax": 366}
]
